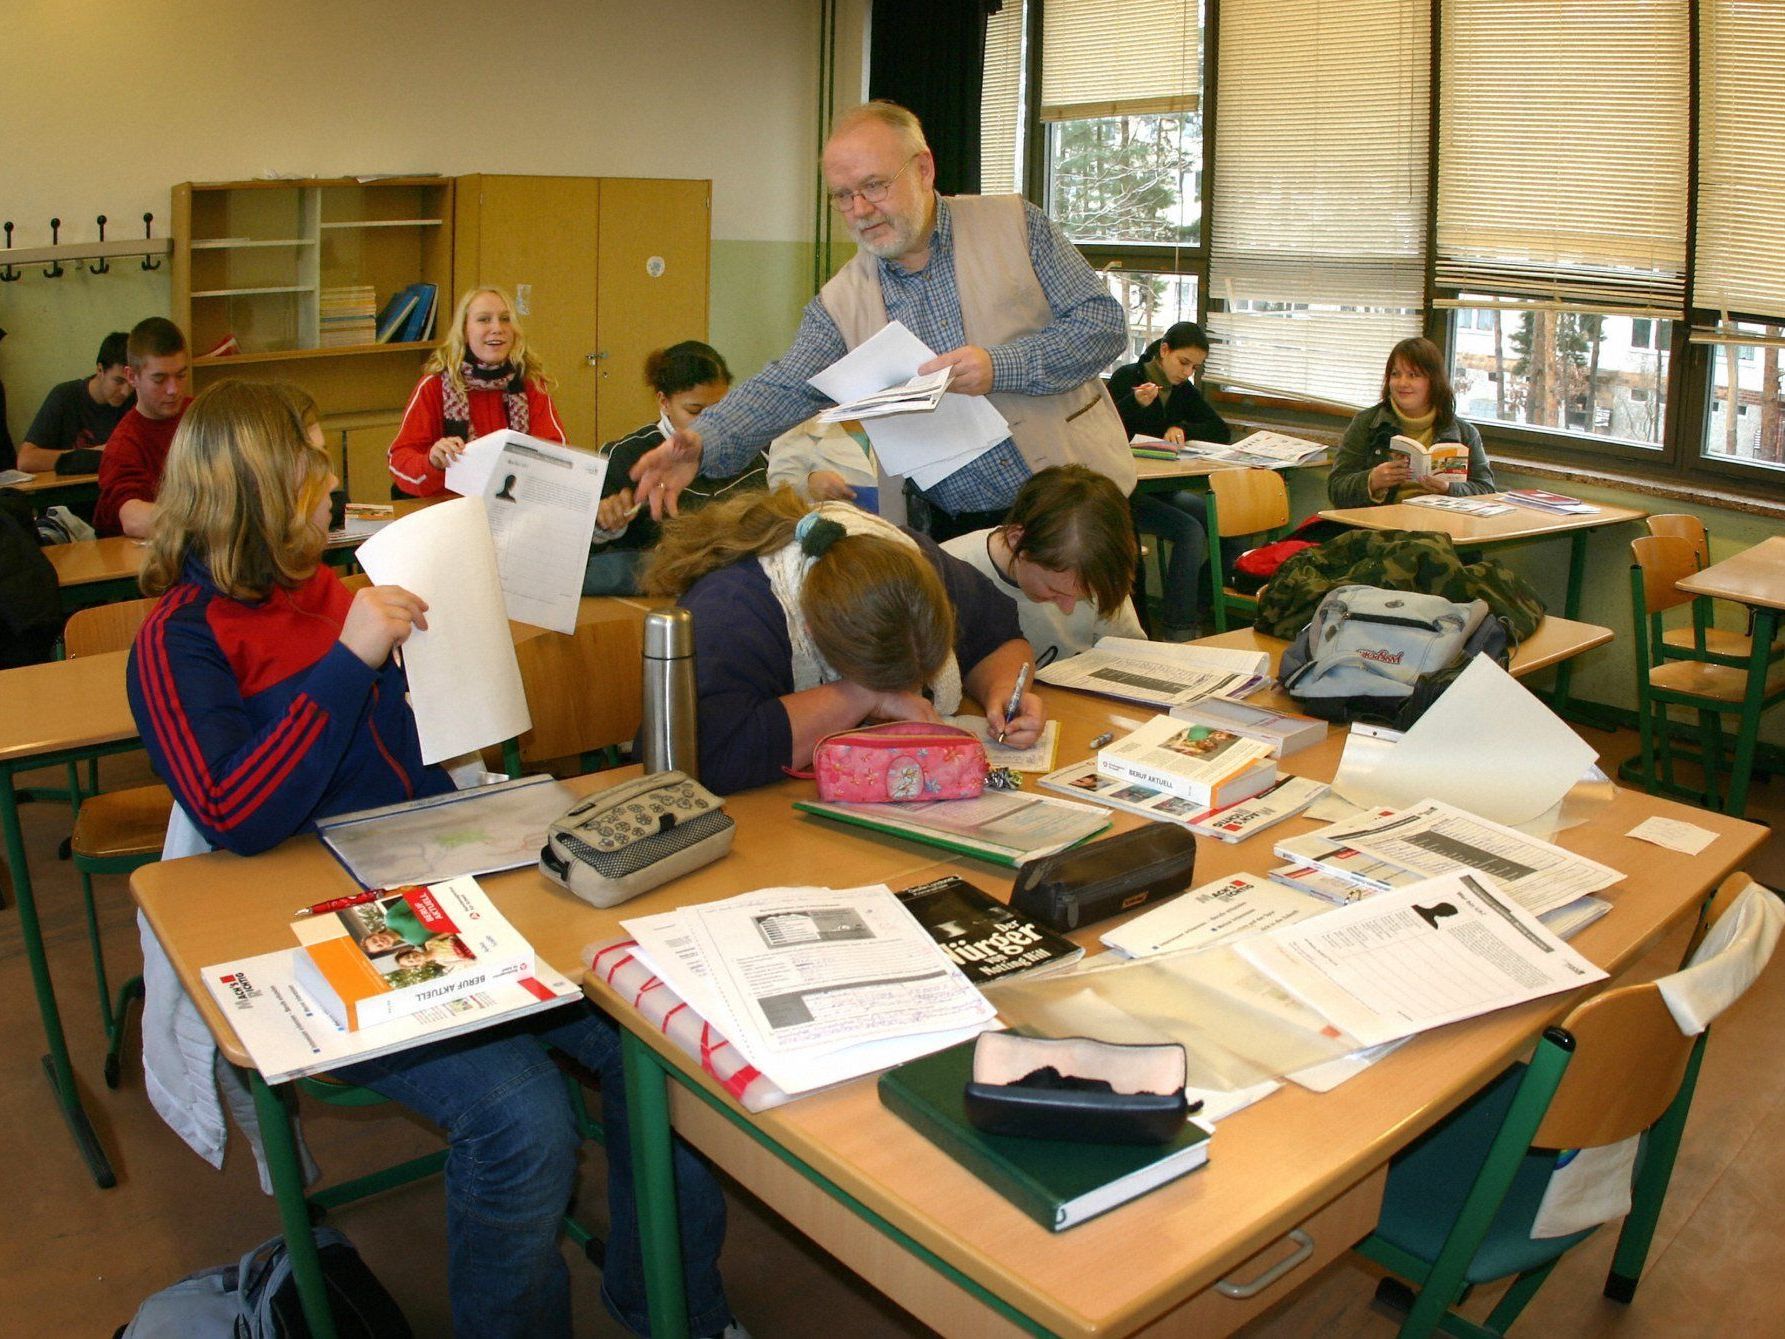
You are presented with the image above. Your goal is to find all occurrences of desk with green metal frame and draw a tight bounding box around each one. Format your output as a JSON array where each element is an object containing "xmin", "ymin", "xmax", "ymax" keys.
[
  {"xmin": 1317, "ymin": 498, "xmax": 1647, "ymax": 719},
  {"xmin": 0, "ymin": 649, "xmax": 140, "ymax": 1188},
  {"xmin": 1673, "ymin": 535, "xmax": 1785, "ymax": 817},
  {"xmin": 2, "ymin": 470, "xmax": 100, "ymax": 514},
  {"xmin": 592, "ymin": 684, "xmax": 1763, "ymax": 1339}
]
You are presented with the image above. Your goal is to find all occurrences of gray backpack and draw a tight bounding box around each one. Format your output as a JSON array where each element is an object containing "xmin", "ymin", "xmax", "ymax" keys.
[
  {"xmin": 116, "ymin": 1226, "xmax": 410, "ymax": 1339},
  {"xmin": 1279, "ymin": 584, "xmax": 1510, "ymax": 729}
]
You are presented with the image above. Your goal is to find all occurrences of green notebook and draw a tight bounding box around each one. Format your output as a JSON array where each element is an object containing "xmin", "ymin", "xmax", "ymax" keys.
[
  {"xmin": 793, "ymin": 792, "xmax": 1109, "ymax": 869},
  {"xmin": 878, "ymin": 1037, "xmax": 1212, "ymax": 1231}
]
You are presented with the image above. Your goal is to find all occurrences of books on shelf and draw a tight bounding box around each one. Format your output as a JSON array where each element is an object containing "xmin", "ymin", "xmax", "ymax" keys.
[
  {"xmin": 879, "ymin": 1035, "xmax": 1214, "ymax": 1231},
  {"xmin": 373, "ymin": 282, "xmax": 440, "ymax": 344},
  {"xmin": 319, "ymin": 284, "xmax": 377, "ymax": 347},
  {"xmin": 1096, "ymin": 713, "xmax": 1278, "ymax": 808},
  {"xmin": 290, "ymin": 877, "xmax": 536, "ymax": 1031},
  {"xmin": 1501, "ymin": 488, "xmax": 1599, "ymax": 516},
  {"xmin": 1387, "ymin": 433, "xmax": 1468, "ymax": 484},
  {"xmin": 894, "ymin": 874, "xmax": 1083, "ymax": 985},
  {"xmin": 793, "ymin": 790, "xmax": 1110, "ymax": 867},
  {"xmin": 374, "ymin": 289, "xmax": 420, "ymax": 343},
  {"xmin": 200, "ymin": 333, "xmax": 241, "ymax": 359},
  {"xmin": 1169, "ymin": 697, "xmax": 1327, "ymax": 759}
]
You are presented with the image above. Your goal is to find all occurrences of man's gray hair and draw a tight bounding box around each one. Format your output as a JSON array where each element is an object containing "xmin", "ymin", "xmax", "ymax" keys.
[{"xmin": 828, "ymin": 100, "xmax": 930, "ymax": 157}]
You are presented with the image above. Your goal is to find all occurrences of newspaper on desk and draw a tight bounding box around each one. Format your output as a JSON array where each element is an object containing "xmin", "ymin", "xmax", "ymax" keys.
[
  {"xmin": 622, "ymin": 885, "xmax": 997, "ymax": 1096},
  {"xmin": 1036, "ymin": 636, "xmax": 1271, "ymax": 709}
]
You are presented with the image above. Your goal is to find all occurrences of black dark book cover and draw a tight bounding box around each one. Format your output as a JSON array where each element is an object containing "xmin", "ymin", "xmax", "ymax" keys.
[{"xmin": 895, "ymin": 875, "xmax": 1084, "ymax": 984}]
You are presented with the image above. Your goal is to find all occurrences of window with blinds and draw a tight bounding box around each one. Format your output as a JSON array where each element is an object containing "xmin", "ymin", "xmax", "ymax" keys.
[
  {"xmin": 980, "ymin": 1, "xmax": 1025, "ymax": 195},
  {"xmin": 1435, "ymin": 0, "xmax": 1688, "ymax": 313},
  {"xmin": 1206, "ymin": 0, "xmax": 1429, "ymax": 405},
  {"xmin": 1041, "ymin": 0, "xmax": 1199, "ymax": 121}
]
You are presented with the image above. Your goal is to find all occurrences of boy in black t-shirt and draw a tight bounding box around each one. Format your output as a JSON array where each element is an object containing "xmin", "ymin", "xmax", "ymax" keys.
[{"xmin": 16, "ymin": 330, "xmax": 134, "ymax": 472}]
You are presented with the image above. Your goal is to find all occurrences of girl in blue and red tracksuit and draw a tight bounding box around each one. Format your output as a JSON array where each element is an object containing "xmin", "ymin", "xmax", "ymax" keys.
[{"xmin": 127, "ymin": 380, "xmax": 736, "ymax": 1339}]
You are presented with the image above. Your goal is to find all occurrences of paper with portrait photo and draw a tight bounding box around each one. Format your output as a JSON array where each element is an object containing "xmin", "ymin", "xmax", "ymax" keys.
[
  {"xmin": 809, "ymin": 321, "xmax": 1008, "ymax": 484},
  {"xmin": 354, "ymin": 497, "xmax": 530, "ymax": 764}
]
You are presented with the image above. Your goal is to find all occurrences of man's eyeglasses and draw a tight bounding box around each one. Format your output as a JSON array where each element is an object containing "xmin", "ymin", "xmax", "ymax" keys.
[{"xmin": 827, "ymin": 155, "xmax": 919, "ymax": 211}]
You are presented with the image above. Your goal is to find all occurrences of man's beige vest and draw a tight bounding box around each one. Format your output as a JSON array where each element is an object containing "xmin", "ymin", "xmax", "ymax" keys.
[{"xmin": 819, "ymin": 193, "xmax": 1136, "ymax": 499}]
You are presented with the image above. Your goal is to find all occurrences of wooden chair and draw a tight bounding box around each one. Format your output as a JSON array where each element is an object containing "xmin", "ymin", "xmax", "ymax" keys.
[
  {"xmin": 1356, "ymin": 874, "xmax": 1773, "ymax": 1337},
  {"xmin": 61, "ymin": 598, "xmax": 168, "ymax": 1085},
  {"xmin": 503, "ymin": 603, "xmax": 650, "ymax": 777},
  {"xmin": 1622, "ymin": 535, "xmax": 1785, "ymax": 811},
  {"xmin": 1204, "ymin": 468, "xmax": 1290, "ymax": 632},
  {"xmin": 1645, "ymin": 514, "xmax": 1755, "ymax": 660}
]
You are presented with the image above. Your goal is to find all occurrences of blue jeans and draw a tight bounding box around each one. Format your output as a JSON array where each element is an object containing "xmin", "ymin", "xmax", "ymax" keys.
[{"xmin": 335, "ymin": 1003, "xmax": 731, "ymax": 1338}]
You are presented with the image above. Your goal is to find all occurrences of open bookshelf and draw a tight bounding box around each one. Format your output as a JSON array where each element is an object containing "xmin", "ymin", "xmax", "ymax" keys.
[{"xmin": 172, "ymin": 176, "xmax": 455, "ymax": 414}]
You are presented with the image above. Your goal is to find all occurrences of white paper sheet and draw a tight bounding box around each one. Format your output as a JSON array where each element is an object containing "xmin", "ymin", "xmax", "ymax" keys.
[
  {"xmin": 354, "ymin": 497, "xmax": 531, "ymax": 764},
  {"xmin": 1100, "ymin": 873, "xmax": 1327, "ymax": 958},
  {"xmin": 1626, "ymin": 816, "xmax": 1719, "ymax": 856},
  {"xmin": 808, "ymin": 322, "xmax": 1008, "ymax": 482},
  {"xmin": 1237, "ymin": 870, "xmax": 1608, "ymax": 1048},
  {"xmin": 1333, "ymin": 657, "xmax": 1597, "ymax": 825}
]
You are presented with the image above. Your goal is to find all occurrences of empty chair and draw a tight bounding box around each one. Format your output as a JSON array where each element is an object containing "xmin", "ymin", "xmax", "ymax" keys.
[
  {"xmin": 1204, "ymin": 468, "xmax": 1290, "ymax": 632},
  {"xmin": 1645, "ymin": 514, "xmax": 1754, "ymax": 659}
]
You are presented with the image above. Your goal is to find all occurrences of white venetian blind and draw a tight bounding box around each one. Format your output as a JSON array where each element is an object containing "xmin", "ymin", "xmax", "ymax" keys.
[
  {"xmin": 980, "ymin": 1, "xmax": 1025, "ymax": 195},
  {"xmin": 1694, "ymin": 0, "xmax": 1785, "ymax": 329},
  {"xmin": 1040, "ymin": 0, "xmax": 1199, "ymax": 121},
  {"xmin": 1207, "ymin": 0, "xmax": 1429, "ymax": 404},
  {"xmin": 1436, "ymin": 0, "xmax": 1688, "ymax": 312}
]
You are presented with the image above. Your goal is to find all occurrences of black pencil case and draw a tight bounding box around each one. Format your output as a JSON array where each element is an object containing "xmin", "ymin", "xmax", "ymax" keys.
[{"xmin": 1008, "ymin": 822, "xmax": 1196, "ymax": 932}]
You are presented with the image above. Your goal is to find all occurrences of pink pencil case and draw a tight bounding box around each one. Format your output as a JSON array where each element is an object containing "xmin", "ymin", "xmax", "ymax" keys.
[{"xmin": 806, "ymin": 721, "xmax": 987, "ymax": 803}]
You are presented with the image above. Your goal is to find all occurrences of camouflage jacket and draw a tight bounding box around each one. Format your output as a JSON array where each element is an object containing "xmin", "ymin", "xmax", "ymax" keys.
[{"xmin": 1254, "ymin": 528, "xmax": 1546, "ymax": 642}]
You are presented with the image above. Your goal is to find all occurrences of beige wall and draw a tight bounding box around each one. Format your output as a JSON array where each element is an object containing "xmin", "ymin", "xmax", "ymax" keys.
[{"xmin": 1, "ymin": 0, "xmax": 850, "ymax": 437}]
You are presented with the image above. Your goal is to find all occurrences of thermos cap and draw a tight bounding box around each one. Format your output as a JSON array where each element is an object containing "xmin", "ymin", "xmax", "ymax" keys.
[{"xmin": 643, "ymin": 606, "xmax": 695, "ymax": 658}]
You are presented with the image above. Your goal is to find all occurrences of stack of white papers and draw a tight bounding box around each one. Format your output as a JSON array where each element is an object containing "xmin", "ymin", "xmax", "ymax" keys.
[
  {"xmin": 1036, "ymin": 636, "xmax": 1271, "ymax": 708},
  {"xmin": 818, "ymin": 367, "xmax": 951, "ymax": 422},
  {"xmin": 622, "ymin": 885, "xmax": 998, "ymax": 1096}
]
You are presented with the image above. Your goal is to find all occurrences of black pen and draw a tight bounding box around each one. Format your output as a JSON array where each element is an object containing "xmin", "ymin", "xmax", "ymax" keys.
[{"xmin": 996, "ymin": 662, "xmax": 1031, "ymax": 744}]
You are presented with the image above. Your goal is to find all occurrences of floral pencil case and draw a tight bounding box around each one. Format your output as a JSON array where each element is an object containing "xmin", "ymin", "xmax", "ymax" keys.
[{"xmin": 807, "ymin": 721, "xmax": 987, "ymax": 803}]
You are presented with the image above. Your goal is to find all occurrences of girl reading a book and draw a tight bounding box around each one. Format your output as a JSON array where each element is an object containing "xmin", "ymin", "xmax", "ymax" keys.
[
  {"xmin": 1108, "ymin": 322, "xmax": 1238, "ymax": 640},
  {"xmin": 939, "ymin": 465, "xmax": 1143, "ymax": 666},
  {"xmin": 387, "ymin": 285, "xmax": 568, "ymax": 496},
  {"xmin": 129, "ymin": 381, "xmax": 736, "ymax": 1339},
  {"xmin": 641, "ymin": 489, "xmax": 1043, "ymax": 795},
  {"xmin": 583, "ymin": 340, "xmax": 767, "ymax": 595},
  {"xmin": 1328, "ymin": 336, "xmax": 1496, "ymax": 508}
]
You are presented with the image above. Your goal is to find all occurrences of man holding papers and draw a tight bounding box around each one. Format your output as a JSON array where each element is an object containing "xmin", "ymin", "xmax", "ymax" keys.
[{"xmin": 632, "ymin": 100, "xmax": 1134, "ymax": 539}]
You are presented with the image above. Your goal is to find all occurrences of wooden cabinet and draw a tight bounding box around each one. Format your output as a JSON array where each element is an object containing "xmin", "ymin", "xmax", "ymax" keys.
[
  {"xmin": 171, "ymin": 177, "xmax": 454, "ymax": 419},
  {"xmin": 454, "ymin": 175, "xmax": 710, "ymax": 448}
]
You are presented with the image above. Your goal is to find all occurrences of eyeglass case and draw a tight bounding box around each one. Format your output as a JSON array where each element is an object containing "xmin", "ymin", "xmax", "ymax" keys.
[
  {"xmin": 963, "ymin": 1032, "xmax": 1191, "ymax": 1144},
  {"xmin": 1008, "ymin": 821, "xmax": 1198, "ymax": 932}
]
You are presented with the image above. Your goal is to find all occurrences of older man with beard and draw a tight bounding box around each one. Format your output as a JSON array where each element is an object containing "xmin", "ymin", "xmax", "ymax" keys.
[{"xmin": 631, "ymin": 100, "xmax": 1134, "ymax": 541}]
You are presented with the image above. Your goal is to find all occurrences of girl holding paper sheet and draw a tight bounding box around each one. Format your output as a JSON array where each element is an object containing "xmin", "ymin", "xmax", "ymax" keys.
[
  {"xmin": 387, "ymin": 286, "xmax": 568, "ymax": 497},
  {"xmin": 583, "ymin": 340, "xmax": 767, "ymax": 595},
  {"xmin": 642, "ymin": 488, "xmax": 1044, "ymax": 794},
  {"xmin": 130, "ymin": 381, "xmax": 738, "ymax": 1339},
  {"xmin": 1329, "ymin": 336, "xmax": 1496, "ymax": 508}
]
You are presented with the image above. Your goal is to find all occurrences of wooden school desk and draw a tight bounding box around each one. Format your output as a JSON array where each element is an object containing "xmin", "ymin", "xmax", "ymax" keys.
[
  {"xmin": 1675, "ymin": 535, "xmax": 1785, "ymax": 816},
  {"xmin": 1315, "ymin": 497, "xmax": 1646, "ymax": 716},
  {"xmin": 126, "ymin": 682, "xmax": 1762, "ymax": 1336},
  {"xmin": 0, "ymin": 649, "xmax": 139, "ymax": 1187},
  {"xmin": 593, "ymin": 687, "xmax": 1757, "ymax": 1337},
  {"xmin": 1, "ymin": 469, "xmax": 101, "ymax": 513},
  {"xmin": 1194, "ymin": 615, "xmax": 1615, "ymax": 683},
  {"xmin": 45, "ymin": 528, "xmax": 381, "ymax": 611}
]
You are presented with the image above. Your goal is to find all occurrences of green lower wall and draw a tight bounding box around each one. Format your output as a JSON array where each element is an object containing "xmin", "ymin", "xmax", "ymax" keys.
[{"xmin": 708, "ymin": 238, "xmax": 817, "ymax": 381}]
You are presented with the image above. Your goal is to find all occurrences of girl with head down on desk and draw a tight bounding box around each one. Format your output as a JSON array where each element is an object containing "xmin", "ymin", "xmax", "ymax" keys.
[
  {"xmin": 387, "ymin": 284, "xmax": 567, "ymax": 497},
  {"xmin": 641, "ymin": 489, "xmax": 1045, "ymax": 795},
  {"xmin": 1328, "ymin": 335, "xmax": 1496, "ymax": 508},
  {"xmin": 128, "ymin": 381, "xmax": 737, "ymax": 1339}
]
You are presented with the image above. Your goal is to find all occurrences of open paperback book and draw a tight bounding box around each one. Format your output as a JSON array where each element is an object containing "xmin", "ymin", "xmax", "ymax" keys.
[
  {"xmin": 1387, "ymin": 433, "xmax": 1469, "ymax": 484},
  {"xmin": 1040, "ymin": 760, "xmax": 1326, "ymax": 842},
  {"xmin": 1036, "ymin": 636, "xmax": 1271, "ymax": 709},
  {"xmin": 1096, "ymin": 714, "xmax": 1278, "ymax": 808}
]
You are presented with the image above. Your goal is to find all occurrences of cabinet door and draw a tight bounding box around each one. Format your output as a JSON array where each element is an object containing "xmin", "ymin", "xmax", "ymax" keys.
[
  {"xmin": 342, "ymin": 418, "xmax": 403, "ymax": 504},
  {"xmin": 594, "ymin": 179, "xmax": 712, "ymax": 445},
  {"xmin": 454, "ymin": 175, "xmax": 602, "ymax": 447}
]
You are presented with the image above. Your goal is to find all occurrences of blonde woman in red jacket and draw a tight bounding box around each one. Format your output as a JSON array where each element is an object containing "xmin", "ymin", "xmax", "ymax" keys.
[{"xmin": 387, "ymin": 286, "xmax": 567, "ymax": 495}]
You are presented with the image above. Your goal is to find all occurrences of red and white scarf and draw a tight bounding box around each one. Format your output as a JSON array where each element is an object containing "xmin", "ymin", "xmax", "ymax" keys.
[{"xmin": 441, "ymin": 361, "xmax": 528, "ymax": 440}]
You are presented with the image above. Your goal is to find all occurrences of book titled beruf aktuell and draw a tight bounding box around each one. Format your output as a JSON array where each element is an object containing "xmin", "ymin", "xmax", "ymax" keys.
[
  {"xmin": 895, "ymin": 875, "xmax": 1083, "ymax": 984},
  {"xmin": 879, "ymin": 1036, "xmax": 1212, "ymax": 1231}
]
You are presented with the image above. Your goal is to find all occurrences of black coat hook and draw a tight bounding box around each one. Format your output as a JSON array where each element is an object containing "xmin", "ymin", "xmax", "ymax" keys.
[
  {"xmin": 141, "ymin": 212, "xmax": 161, "ymax": 271},
  {"xmin": 89, "ymin": 215, "xmax": 110, "ymax": 274},
  {"xmin": 43, "ymin": 218, "xmax": 64, "ymax": 278},
  {"xmin": 1, "ymin": 222, "xmax": 17, "ymax": 283}
]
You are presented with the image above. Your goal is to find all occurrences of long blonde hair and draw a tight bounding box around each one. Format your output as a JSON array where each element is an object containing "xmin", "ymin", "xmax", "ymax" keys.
[
  {"xmin": 642, "ymin": 489, "xmax": 954, "ymax": 692},
  {"xmin": 141, "ymin": 381, "xmax": 332, "ymax": 600},
  {"xmin": 426, "ymin": 285, "xmax": 552, "ymax": 399}
]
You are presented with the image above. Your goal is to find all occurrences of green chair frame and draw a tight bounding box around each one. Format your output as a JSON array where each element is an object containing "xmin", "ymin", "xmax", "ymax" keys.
[
  {"xmin": 1355, "ymin": 878, "xmax": 1755, "ymax": 1338},
  {"xmin": 1621, "ymin": 538, "xmax": 1785, "ymax": 813},
  {"xmin": 1204, "ymin": 469, "xmax": 1291, "ymax": 632}
]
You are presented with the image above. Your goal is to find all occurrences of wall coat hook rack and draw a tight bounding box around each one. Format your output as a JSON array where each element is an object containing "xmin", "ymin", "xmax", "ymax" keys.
[
  {"xmin": 0, "ymin": 211, "xmax": 170, "ymax": 279},
  {"xmin": 88, "ymin": 216, "xmax": 110, "ymax": 274},
  {"xmin": 1, "ymin": 223, "xmax": 18, "ymax": 282},
  {"xmin": 43, "ymin": 219, "xmax": 63, "ymax": 278}
]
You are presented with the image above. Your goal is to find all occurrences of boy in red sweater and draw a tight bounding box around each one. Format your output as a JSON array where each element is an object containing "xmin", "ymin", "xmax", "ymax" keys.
[{"xmin": 94, "ymin": 317, "xmax": 191, "ymax": 537}]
